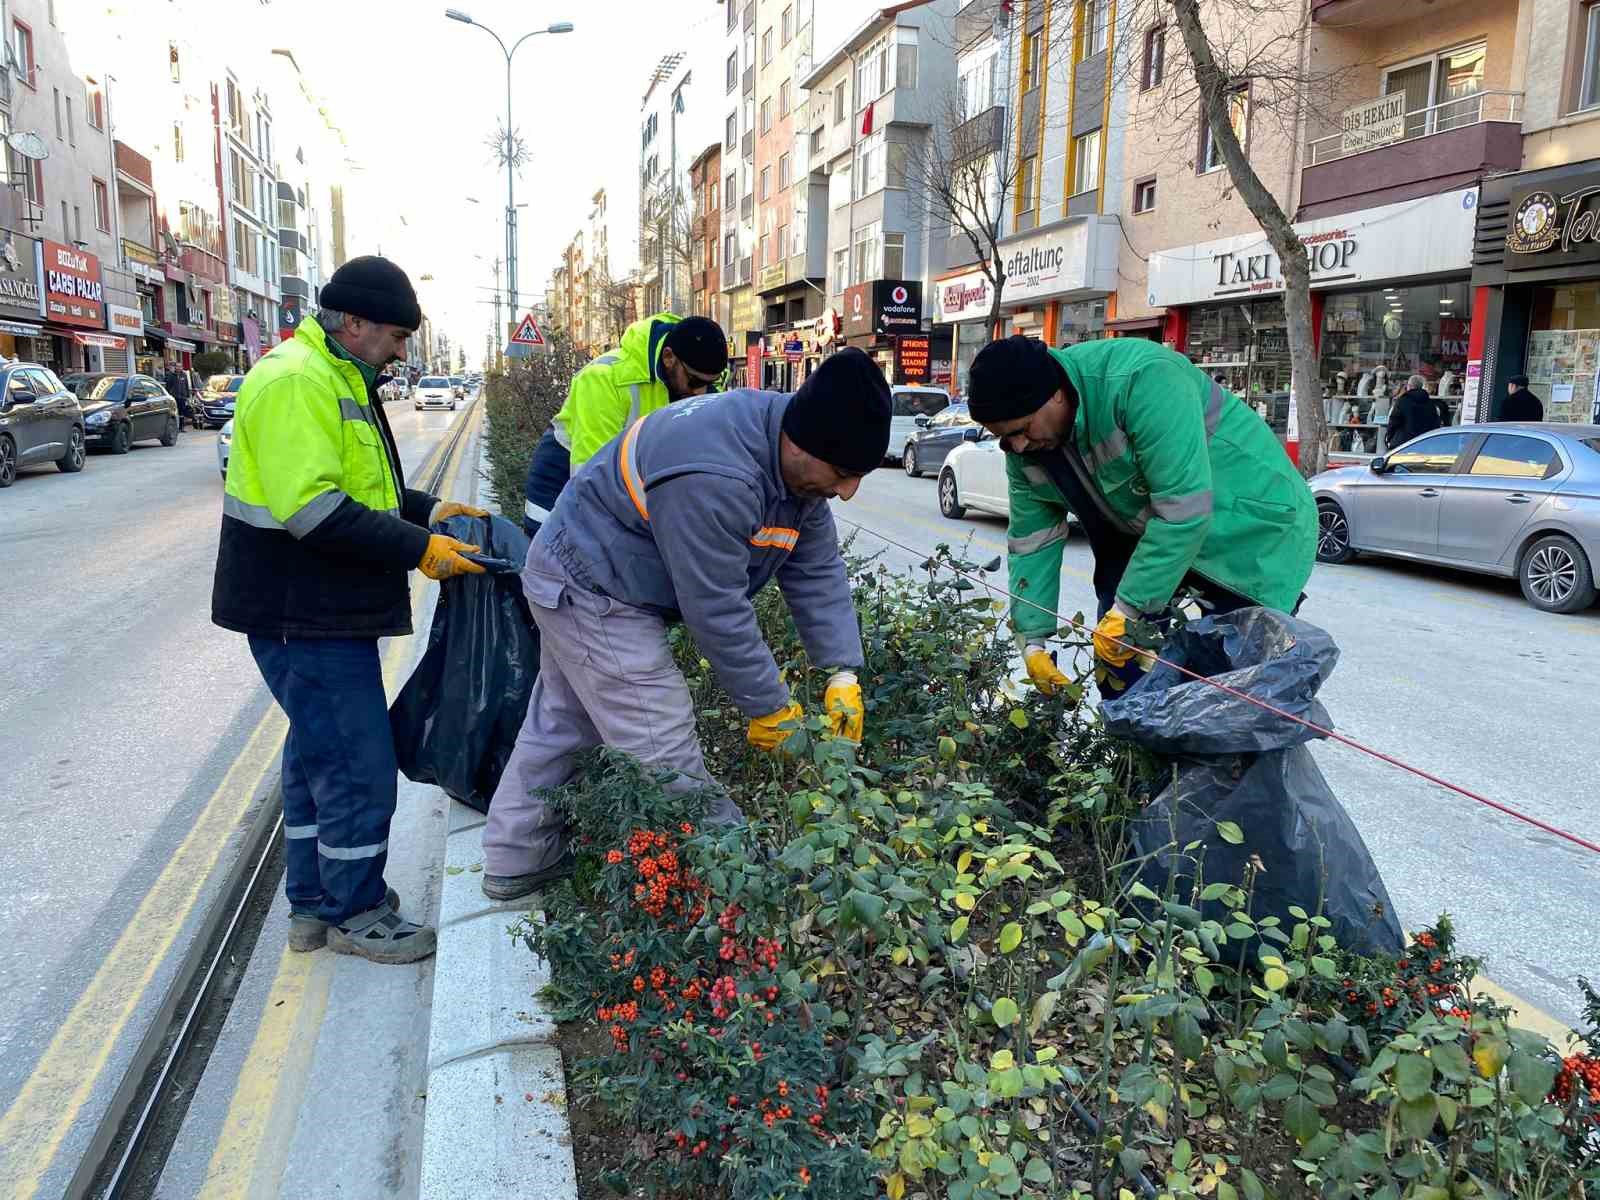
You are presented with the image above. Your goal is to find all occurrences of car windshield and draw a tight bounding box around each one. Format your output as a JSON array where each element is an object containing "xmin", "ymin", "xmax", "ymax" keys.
[
  {"xmin": 449, "ymin": 376, "xmax": 465, "ymax": 385},
  {"xmin": 420, "ymin": 377, "xmax": 449, "ymax": 388},
  {"xmin": 207, "ymin": 375, "xmax": 243, "ymax": 393},
  {"xmin": 893, "ymin": 390, "xmax": 949, "ymax": 418},
  {"xmin": 67, "ymin": 376, "xmax": 124, "ymax": 401}
]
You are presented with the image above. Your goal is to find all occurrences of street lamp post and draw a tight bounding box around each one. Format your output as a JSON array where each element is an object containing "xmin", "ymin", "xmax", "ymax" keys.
[{"xmin": 445, "ymin": 10, "xmax": 573, "ymax": 317}]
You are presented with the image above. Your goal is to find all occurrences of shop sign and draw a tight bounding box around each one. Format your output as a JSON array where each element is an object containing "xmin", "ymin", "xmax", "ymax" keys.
[
  {"xmin": 745, "ymin": 338, "xmax": 762, "ymax": 388},
  {"xmin": 996, "ymin": 216, "xmax": 1118, "ymax": 306},
  {"xmin": 214, "ymin": 287, "xmax": 238, "ymax": 325},
  {"xmin": 1148, "ymin": 188, "xmax": 1478, "ymax": 307},
  {"xmin": 729, "ymin": 287, "xmax": 761, "ymax": 340},
  {"xmin": 1502, "ymin": 176, "xmax": 1600, "ymax": 268},
  {"xmin": 894, "ymin": 333, "xmax": 932, "ymax": 385},
  {"xmin": 0, "ymin": 233, "xmax": 43, "ymax": 320},
  {"xmin": 42, "ymin": 239, "xmax": 106, "ymax": 329},
  {"xmin": 844, "ymin": 280, "xmax": 923, "ymax": 338},
  {"xmin": 936, "ymin": 268, "xmax": 993, "ymax": 323},
  {"xmin": 1461, "ymin": 359, "xmax": 1482, "ymax": 424},
  {"xmin": 107, "ymin": 303, "xmax": 145, "ymax": 338},
  {"xmin": 1340, "ymin": 94, "xmax": 1407, "ymax": 156},
  {"xmin": 759, "ymin": 261, "xmax": 787, "ymax": 292},
  {"xmin": 783, "ymin": 338, "xmax": 804, "ymax": 362}
]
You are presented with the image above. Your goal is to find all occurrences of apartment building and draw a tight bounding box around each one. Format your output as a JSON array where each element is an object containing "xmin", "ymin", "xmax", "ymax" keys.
[
  {"xmin": 218, "ymin": 66, "xmax": 279, "ymax": 364},
  {"xmin": 688, "ymin": 142, "xmax": 722, "ymax": 322},
  {"xmin": 719, "ymin": 0, "xmax": 760, "ymax": 378},
  {"xmin": 268, "ymin": 49, "xmax": 345, "ymax": 344}
]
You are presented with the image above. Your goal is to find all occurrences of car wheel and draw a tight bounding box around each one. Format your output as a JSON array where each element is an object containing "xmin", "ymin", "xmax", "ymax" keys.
[
  {"xmin": 938, "ymin": 468, "xmax": 966, "ymax": 519},
  {"xmin": 160, "ymin": 416, "xmax": 179, "ymax": 447},
  {"xmin": 56, "ymin": 426, "xmax": 86, "ymax": 473},
  {"xmin": 0, "ymin": 433, "xmax": 16, "ymax": 488},
  {"xmin": 1518, "ymin": 534, "xmax": 1597, "ymax": 613},
  {"xmin": 1315, "ymin": 500, "xmax": 1355, "ymax": 564},
  {"xmin": 903, "ymin": 445, "xmax": 920, "ymax": 477},
  {"xmin": 450, "ymin": 401, "xmax": 457, "ymax": 411},
  {"xmin": 110, "ymin": 422, "xmax": 131, "ymax": 454}
]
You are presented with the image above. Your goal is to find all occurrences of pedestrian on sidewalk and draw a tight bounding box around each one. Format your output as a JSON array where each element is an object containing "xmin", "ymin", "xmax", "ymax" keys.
[
  {"xmin": 212, "ymin": 255, "xmax": 489, "ymax": 964},
  {"xmin": 482, "ymin": 349, "xmax": 890, "ymax": 900},
  {"xmin": 966, "ymin": 336, "xmax": 1316, "ymax": 695},
  {"xmin": 165, "ymin": 365, "xmax": 192, "ymax": 429},
  {"xmin": 1499, "ymin": 374, "xmax": 1544, "ymax": 422},
  {"xmin": 522, "ymin": 313, "xmax": 728, "ymax": 536}
]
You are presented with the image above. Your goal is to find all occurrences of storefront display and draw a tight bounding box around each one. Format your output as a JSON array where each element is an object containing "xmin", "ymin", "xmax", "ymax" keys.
[{"xmin": 1185, "ymin": 299, "xmax": 1290, "ymax": 403}]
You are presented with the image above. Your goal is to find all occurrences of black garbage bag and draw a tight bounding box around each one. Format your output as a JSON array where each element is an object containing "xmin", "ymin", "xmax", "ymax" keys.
[
  {"xmin": 1100, "ymin": 608, "xmax": 1404, "ymax": 957},
  {"xmin": 390, "ymin": 513, "xmax": 537, "ymax": 813}
]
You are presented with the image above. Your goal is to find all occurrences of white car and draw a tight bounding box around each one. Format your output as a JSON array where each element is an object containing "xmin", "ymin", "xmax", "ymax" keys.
[
  {"xmin": 937, "ymin": 435, "xmax": 1012, "ymax": 520},
  {"xmin": 415, "ymin": 376, "xmax": 457, "ymax": 411},
  {"xmin": 217, "ymin": 418, "xmax": 232, "ymax": 481},
  {"xmin": 887, "ymin": 385, "xmax": 951, "ymax": 463}
]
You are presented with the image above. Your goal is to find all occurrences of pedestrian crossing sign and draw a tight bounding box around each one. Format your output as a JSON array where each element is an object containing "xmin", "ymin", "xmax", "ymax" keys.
[{"xmin": 505, "ymin": 313, "xmax": 548, "ymax": 359}]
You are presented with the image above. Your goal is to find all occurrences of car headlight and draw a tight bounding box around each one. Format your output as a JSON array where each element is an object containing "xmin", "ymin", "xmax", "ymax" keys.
[{"xmin": 86, "ymin": 410, "xmax": 110, "ymax": 426}]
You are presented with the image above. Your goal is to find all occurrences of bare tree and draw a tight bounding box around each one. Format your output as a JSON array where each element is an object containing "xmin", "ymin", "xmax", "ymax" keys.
[{"xmin": 641, "ymin": 176, "xmax": 695, "ymax": 316}]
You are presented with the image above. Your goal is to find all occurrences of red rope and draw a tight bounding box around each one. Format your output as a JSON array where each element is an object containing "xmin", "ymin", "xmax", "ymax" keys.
[{"xmin": 840, "ymin": 518, "xmax": 1600, "ymax": 857}]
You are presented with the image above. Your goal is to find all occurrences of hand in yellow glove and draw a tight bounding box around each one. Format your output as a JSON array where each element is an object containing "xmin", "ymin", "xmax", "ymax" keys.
[
  {"xmin": 1092, "ymin": 607, "xmax": 1145, "ymax": 668},
  {"xmin": 429, "ymin": 499, "xmax": 490, "ymax": 526},
  {"xmin": 747, "ymin": 701, "xmax": 805, "ymax": 752},
  {"xmin": 823, "ymin": 670, "xmax": 864, "ymax": 743},
  {"xmin": 1023, "ymin": 644, "xmax": 1071, "ymax": 695},
  {"xmin": 418, "ymin": 534, "xmax": 488, "ymax": 581}
]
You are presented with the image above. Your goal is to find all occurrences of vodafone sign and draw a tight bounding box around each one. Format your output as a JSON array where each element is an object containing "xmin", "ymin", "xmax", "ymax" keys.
[{"xmin": 844, "ymin": 280, "xmax": 923, "ymax": 338}]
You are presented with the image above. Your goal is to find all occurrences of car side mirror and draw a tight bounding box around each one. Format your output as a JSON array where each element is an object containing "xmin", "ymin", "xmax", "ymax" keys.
[
  {"xmin": 1369, "ymin": 455, "xmax": 1387, "ymax": 474},
  {"xmin": 10, "ymin": 391, "xmax": 37, "ymax": 406},
  {"xmin": 963, "ymin": 426, "xmax": 982, "ymax": 441},
  {"xmin": 913, "ymin": 414, "xmax": 930, "ymax": 428}
]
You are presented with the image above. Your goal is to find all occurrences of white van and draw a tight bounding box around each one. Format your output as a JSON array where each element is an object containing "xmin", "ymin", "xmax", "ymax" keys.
[{"xmin": 887, "ymin": 386, "xmax": 951, "ymax": 463}]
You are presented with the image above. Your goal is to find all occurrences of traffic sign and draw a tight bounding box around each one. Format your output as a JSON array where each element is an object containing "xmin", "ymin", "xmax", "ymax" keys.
[{"xmin": 509, "ymin": 313, "xmax": 546, "ymax": 347}]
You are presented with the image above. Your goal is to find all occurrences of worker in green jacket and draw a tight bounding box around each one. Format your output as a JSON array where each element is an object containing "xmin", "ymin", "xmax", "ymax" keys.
[
  {"xmin": 521, "ymin": 313, "xmax": 729, "ymax": 534},
  {"xmin": 965, "ymin": 336, "xmax": 1316, "ymax": 692}
]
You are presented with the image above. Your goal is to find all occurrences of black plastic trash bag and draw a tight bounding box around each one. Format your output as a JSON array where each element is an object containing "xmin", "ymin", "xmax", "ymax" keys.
[
  {"xmin": 391, "ymin": 513, "xmax": 537, "ymax": 813},
  {"xmin": 1100, "ymin": 608, "xmax": 1404, "ymax": 957}
]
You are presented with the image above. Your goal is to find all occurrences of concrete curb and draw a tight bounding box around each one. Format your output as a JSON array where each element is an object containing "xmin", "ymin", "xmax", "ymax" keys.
[{"xmin": 418, "ymin": 409, "xmax": 578, "ymax": 1198}]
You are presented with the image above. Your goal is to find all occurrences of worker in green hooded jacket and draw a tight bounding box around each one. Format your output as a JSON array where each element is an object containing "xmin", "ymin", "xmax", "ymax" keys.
[
  {"xmin": 965, "ymin": 336, "xmax": 1316, "ymax": 692},
  {"xmin": 521, "ymin": 313, "xmax": 729, "ymax": 534}
]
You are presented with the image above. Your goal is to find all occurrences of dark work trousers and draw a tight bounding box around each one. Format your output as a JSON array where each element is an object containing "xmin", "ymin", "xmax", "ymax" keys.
[
  {"xmin": 248, "ymin": 636, "xmax": 397, "ymax": 924},
  {"xmin": 522, "ymin": 428, "xmax": 572, "ymax": 537}
]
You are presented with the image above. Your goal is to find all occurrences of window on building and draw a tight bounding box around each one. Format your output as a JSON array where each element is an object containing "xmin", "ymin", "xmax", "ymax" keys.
[
  {"xmin": 762, "ymin": 28, "xmax": 772, "ymax": 66},
  {"xmin": 1133, "ymin": 176, "xmax": 1157, "ymax": 213},
  {"xmin": 723, "ymin": 230, "xmax": 736, "ymax": 265},
  {"xmin": 726, "ymin": 111, "xmax": 737, "ymax": 149},
  {"xmin": 280, "ymin": 246, "xmax": 295, "ymax": 278},
  {"xmin": 726, "ymin": 50, "xmax": 738, "ymax": 93},
  {"xmin": 960, "ymin": 54, "xmax": 995, "ymax": 118},
  {"xmin": 725, "ymin": 169, "xmax": 737, "ymax": 210},
  {"xmin": 728, "ymin": 0, "xmax": 738, "ymax": 33},
  {"xmin": 60, "ymin": 200, "xmax": 68, "ymax": 238},
  {"xmin": 53, "ymin": 87, "xmax": 62, "ymax": 138},
  {"xmin": 832, "ymin": 246, "xmax": 848, "ymax": 293},
  {"xmin": 897, "ymin": 28, "xmax": 919, "ymax": 90},
  {"xmin": 73, "ymin": 205, "xmax": 83, "ymax": 243},
  {"xmin": 173, "ymin": 121, "xmax": 184, "ymax": 162},
  {"xmin": 709, "ymin": 178, "xmax": 719, "ymax": 212},
  {"xmin": 1016, "ymin": 154, "xmax": 1037, "ymax": 217},
  {"xmin": 775, "ymin": 224, "xmax": 787, "ymax": 262},
  {"xmin": 810, "ymin": 126, "xmax": 824, "ymax": 155},
  {"xmin": 856, "ymin": 35, "xmax": 891, "ymax": 104},
  {"xmin": 168, "ymin": 39, "xmax": 180, "ymax": 82},
  {"xmin": 778, "ymin": 152, "xmax": 790, "ymax": 189},
  {"xmin": 1079, "ymin": 0, "xmax": 1109, "ymax": 57},
  {"xmin": 780, "ymin": 78, "xmax": 791, "ymax": 115},
  {"xmin": 852, "ymin": 221, "xmax": 881, "ymax": 283},
  {"xmin": 781, "ymin": 6, "xmax": 793, "ymax": 44},
  {"xmin": 24, "ymin": 157, "xmax": 43, "ymax": 210},
  {"xmin": 1072, "ymin": 129, "xmax": 1101, "ymax": 194},
  {"xmin": 88, "ymin": 86, "xmax": 105, "ymax": 130},
  {"xmin": 834, "ymin": 83, "xmax": 847, "ymax": 124},
  {"xmin": 1200, "ymin": 86, "xmax": 1249, "ymax": 173},
  {"xmin": 1020, "ymin": 27, "xmax": 1039, "ymax": 92},
  {"xmin": 66, "ymin": 96, "xmax": 75, "ymax": 146},
  {"xmin": 760, "ymin": 164, "xmax": 771, "ymax": 199},
  {"xmin": 14, "ymin": 20, "xmax": 35, "ymax": 88},
  {"xmin": 1143, "ymin": 25, "xmax": 1166, "ymax": 90},
  {"xmin": 1581, "ymin": 3, "xmax": 1600, "ymax": 110},
  {"xmin": 92, "ymin": 178, "xmax": 110, "ymax": 231},
  {"xmin": 1382, "ymin": 42, "xmax": 1486, "ymax": 136},
  {"xmin": 757, "ymin": 232, "xmax": 769, "ymax": 268},
  {"xmin": 853, "ymin": 129, "xmax": 885, "ymax": 198},
  {"xmin": 760, "ymin": 97, "xmax": 772, "ymax": 132},
  {"xmin": 883, "ymin": 232, "xmax": 905, "ymax": 279}
]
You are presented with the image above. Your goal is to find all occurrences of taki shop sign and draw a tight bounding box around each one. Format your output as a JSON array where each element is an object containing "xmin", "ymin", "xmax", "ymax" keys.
[
  {"xmin": 43, "ymin": 239, "xmax": 105, "ymax": 328},
  {"xmin": 1212, "ymin": 230, "xmax": 1357, "ymax": 297}
]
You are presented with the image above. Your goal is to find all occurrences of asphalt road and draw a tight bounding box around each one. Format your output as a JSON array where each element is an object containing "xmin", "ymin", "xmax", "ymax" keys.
[
  {"xmin": 0, "ymin": 400, "xmax": 468, "ymax": 1197},
  {"xmin": 835, "ymin": 467, "xmax": 1600, "ymax": 1030}
]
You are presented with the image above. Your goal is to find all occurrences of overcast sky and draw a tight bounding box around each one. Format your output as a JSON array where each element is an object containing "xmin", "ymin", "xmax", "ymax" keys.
[{"xmin": 268, "ymin": 0, "xmax": 732, "ymax": 366}]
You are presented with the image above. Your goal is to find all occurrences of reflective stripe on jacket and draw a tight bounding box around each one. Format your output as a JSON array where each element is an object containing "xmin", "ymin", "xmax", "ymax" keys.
[{"xmin": 1004, "ymin": 339, "xmax": 1316, "ymax": 641}]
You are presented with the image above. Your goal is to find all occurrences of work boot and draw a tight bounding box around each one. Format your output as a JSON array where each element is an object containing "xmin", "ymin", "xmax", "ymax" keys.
[
  {"xmin": 326, "ymin": 900, "xmax": 437, "ymax": 964},
  {"xmin": 481, "ymin": 854, "xmax": 574, "ymax": 901},
  {"xmin": 289, "ymin": 886, "xmax": 400, "ymax": 953}
]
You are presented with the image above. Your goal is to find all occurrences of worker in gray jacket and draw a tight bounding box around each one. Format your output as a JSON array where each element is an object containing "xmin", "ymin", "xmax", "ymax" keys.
[{"xmin": 482, "ymin": 348, "xmax": 893, "ymax": 900}]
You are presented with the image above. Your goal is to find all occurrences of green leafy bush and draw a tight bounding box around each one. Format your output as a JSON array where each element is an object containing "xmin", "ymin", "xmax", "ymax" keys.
[{"xmin": 481, "ymin": 333, "xmax": 588, "ymax": 516}]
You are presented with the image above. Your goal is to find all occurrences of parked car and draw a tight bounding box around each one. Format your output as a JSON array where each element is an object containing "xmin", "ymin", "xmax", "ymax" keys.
[
  {"xmin": 218, "ymin": 418, "xmax": 232, "ymax": 481},
  {"xmin": 415, "ymin": 376, "xmax": 457, "ymax": 411},
  {"xmin": 887, "ymin": 385, "xmax": 951, "ymax": 463},
  {"xmin": 0, "ymin": 362, "xmax": 86, "ymax": 486},
  {"xmin": 903, "ymin": 402, "xmax": 982, "ymax": 478},
  {"xmin": 1311, "ymin": 423, "xmax": 1600, "ymax": 613},
  {"xmin": 937, "ymin": 434, "xmax": 1012, "ymax": 520},
  {"xmin": 196, "ymin": 375, "xmax": 245, "ymax": 429},
  {"xmin": 62, "ymin": 373, "xmax": 180, "ymax": 453},
  {"xmin": 379, "ymin": 373, "xmax": 409, "ymax": 402},
  {"xmin": 449, "ymin": 374, "xmax": 467, "ymax": 399}
]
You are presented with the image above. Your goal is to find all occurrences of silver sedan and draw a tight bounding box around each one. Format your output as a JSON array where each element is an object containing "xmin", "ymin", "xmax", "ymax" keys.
[{"xmin": 1310, "ymin": 423, "xmax": 1600, "ymax": 613}]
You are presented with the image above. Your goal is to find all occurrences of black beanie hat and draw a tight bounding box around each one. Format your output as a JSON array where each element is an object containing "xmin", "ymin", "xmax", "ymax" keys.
[
  {"xmin": 781, "ymin": 347, "xmax": 891, "ymax": 475},
  {"xmin": 967, "ymin": 335, "xmax": 1064, "ymax": 424},
  {"xmin": 663, "ymin": 316, "xmax": 730, "ymax": 376},
  {"xmin": 1508, "ymin": 374, "xmax": 1529, "ymax": 388},
  {"xmin": 319, "ymin": 255, "xmax": 422, "ymax": 331}
]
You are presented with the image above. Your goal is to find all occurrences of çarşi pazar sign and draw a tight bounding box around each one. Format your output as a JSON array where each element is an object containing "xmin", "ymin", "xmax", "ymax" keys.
[
  {"xmin": 42, "ymin": 239, "xmax": 106, "ymax": 328},
  {"xmin": 1340, "ymin": 93, "xmax": 1408, "ymax": 156},
  {"xmin": 1147, "ymin": 188, "xmax": 1479, "ymax": 308}
]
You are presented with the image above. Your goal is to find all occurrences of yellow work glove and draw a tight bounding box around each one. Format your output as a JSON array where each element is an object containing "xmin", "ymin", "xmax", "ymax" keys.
[
  {"xmin": 746, "ymin": 701, "xmax": 805, "ymax": 752},
  {"xmin": 1092, "ymin": 609, "xmax": 1138, "ymax": 668},
  {"xmin": 429, "ymin": 500, "xmax": 490, "ymax": 526},
  {"xmin": 1022, "ymin": 644, "xmax": 1071, "ymax": 695},
  {"xmin": 822, "ymin": 670, "xmax": 864, "ymax": 743},
  {"xmin": 418, "ymin": 534, "xmax": 488, "ymax": 581}
]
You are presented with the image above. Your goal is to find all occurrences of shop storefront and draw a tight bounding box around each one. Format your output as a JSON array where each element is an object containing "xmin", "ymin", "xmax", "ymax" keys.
[
  {"xmin": 1471, "ymin": 159, "xmax": 1600, "ymax": 423},
  {"xmin": 842, "ymin": 279, "xmax": 924, "ymax": 379},
  {"xmin": 1149, "ymin": 187, "xmax": 1480, "ymax": 450},
  {"xmin": 933, "ymin": 268, "xmax": 994, "ymax": 397},
  {"xmin": 108, "ymin": 303, "xmax": 152, "ymax": 375},
  {"xmin": 995, "ymin": 217, "xmax": 1118, "ymax": 342},
  {"xmin": 40, "ymin": 239, "xmax": 109, "ymax": 374},
  {"xmin": 0, "ymin": 232, "xmax": 46, "ymax": 360},
  {"xmin": 727, "ymin": 286, "xmax": 762, "ymax": 388}
]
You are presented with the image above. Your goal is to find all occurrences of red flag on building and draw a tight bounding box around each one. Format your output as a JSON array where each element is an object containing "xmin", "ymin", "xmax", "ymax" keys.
[{"xmin": 861, "ymin": 100, "xmax": 875, "ymax": 136}]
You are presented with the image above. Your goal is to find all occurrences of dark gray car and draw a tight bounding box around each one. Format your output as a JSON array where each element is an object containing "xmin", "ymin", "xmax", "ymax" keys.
[
  {"xmin": 1311, "ymin": 423, "xmax": 1600, "ymax": 613},
  {"xmin": 0, "ymin": 362, "xmax": 86, "ymax": 487},
  {"xmin": 903, "ymin": 402, "xmax": 982, "ymax": 478}
]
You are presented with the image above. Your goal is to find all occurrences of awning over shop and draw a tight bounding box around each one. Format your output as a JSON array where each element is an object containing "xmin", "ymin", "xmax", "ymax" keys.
[
  {"xmin": 1105, "ymin": 315, "xmax": 1165, "ymax": 333},
  {"xmin": 0, "ymin": 320, "xmax": 44, "ymax": 337},
  {"xmin": 149, "ymin": 331, "xmax": 198, "ymax": 352},
  {"xmin": 75, "ymin": 332, "xmax": 128, "ymax": 349}
]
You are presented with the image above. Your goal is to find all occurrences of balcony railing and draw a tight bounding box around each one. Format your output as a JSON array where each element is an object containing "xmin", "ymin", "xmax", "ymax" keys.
[
  {"xmin": 723, "ymin": 261, "xmax": 738, "ymax": 289},
  {"xmin": 1307, "ymin": 90, "xmax": 1521, "ymax": 166}
]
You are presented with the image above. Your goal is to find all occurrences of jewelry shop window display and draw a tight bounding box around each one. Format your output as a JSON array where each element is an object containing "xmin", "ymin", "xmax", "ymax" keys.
[
  {"xmin": 1185, "ymin": 298, "xmax": 1292, "ymax": 429},
  {"xmin": 1318, "ymin": 281, "xmax": 1471, "ymax": 454}
]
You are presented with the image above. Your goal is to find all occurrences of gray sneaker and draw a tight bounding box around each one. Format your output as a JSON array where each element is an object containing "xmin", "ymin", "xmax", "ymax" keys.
[
  {"xmin": 326, "ymin": 901, "xmax": 436, "ymax": 964},
  {"xmin": 481, "ymin": 855, "xmax": 574, "ymax": 901},
  {"xmin": 289, "ymin": 887, "xmax": 400, "ymax": 953}
]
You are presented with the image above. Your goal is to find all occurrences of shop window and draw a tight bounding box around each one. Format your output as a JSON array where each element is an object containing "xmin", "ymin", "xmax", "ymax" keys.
[
  {"xmin": 1073, "ymin": 130, "xmax": 1101, "ymax": 195},
  {"xmin": 1200, "ymin": 86, "xmax": 1249, "ymax": 174},
  {"xmin": 1132, "ymin": 176, "xmax": 1157, "ymax": 213},
  {"xmin": 1580, "ymin": 2, "xmax": 1600, "ymax": 112},
  {"xmin": 1469, "ymin": 434, "xmax": 1561, "ymax": 480},
  {"xmin": 1142, "ymin": 25, "xmax": 1166, "ymax": 90},
  {"xmin": 1382, "ymin": 43, "xmax": 1484, "ymax": 138},
  {"xmin": 1386, "ymin": 431, "xmax": 1470, "ymax": 474}
]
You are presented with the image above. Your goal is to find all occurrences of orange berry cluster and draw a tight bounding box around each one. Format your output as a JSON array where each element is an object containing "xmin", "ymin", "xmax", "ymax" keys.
[
  {"xmin": 618, "ymin": 826, "xmax": 707, "ymax": 924},
  {"xmin": 1550, "ymin": 1053, "xmax": 1600, "ymax": 1120}
]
